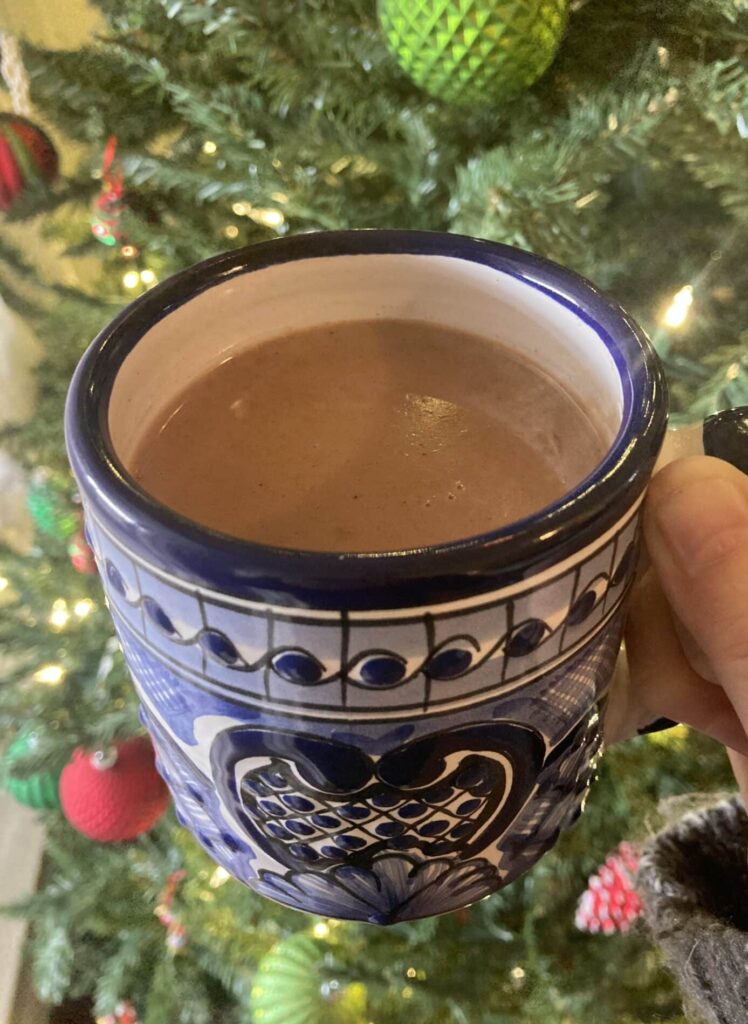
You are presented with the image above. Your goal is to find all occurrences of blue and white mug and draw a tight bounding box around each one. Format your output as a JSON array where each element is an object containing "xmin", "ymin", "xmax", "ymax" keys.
[{"xmin": 65, "ymin": 231, "xmax": 746, "ymax": 924}]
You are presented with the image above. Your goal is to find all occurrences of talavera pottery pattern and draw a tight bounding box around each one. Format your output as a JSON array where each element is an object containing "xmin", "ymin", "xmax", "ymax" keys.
[{"xmin": 66, "ymin": 231, "xmax": 667, "ymax": 924}]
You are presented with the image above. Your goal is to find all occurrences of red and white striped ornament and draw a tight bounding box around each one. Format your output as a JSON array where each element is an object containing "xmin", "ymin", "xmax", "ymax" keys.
[
  {"xmin": 575, "ymin": 841, "xmax": 642, "ymax": 935},
  {"xmin": 96, "ymin": 1000, "xmax": 138, "ymax": 1024}
]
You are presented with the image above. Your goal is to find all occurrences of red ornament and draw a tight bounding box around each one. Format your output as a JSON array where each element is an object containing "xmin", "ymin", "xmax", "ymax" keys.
[
  {"xmin": 575, "ymin": 842, "xmax": 642, "ymax": 935},
  {"xmin": 0, "ymin": 114, "xmax": 58, "ymax": 212},
  {"xmin": 68, "ymin": 528, "xmax": 97, "ymax": 574},
  {"xmin": 60, "ymin": 736, "xmax": 170, "ymax": 842}
]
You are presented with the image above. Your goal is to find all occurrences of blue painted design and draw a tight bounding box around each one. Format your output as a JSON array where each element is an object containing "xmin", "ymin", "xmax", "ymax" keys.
[
  {"xmin": 210, "ymin": 721, "xmax": 544, "ymax": 872},
  {"xmin": 199, "ymin": 629, "xmax": 240, "ymax": 665},
  {"xmin": 271, "ymin": 649, "xmax": 324, "ymax": 685},
  {"xmin": 253, "ymin": 853, "xmax": 498, "ymax": 924},
  {"xmin": 506, "ymin": 619, "xmax": 548, "ymax": 659},
  {"xmin": 611, "ymin": 543, "xmax": 636, "ymax": 587},
  {"xmin": 566, "ymin": 590, "xmax": 598, "ymax": 627},
  {"xmin": 106, "ymin": 559, "xmax": 126, "ymax": 596},
  {"xmin": 427, "ymin": 646, "xmax": 473, "ymax": 679},
  {"xmin": 142, "ymin": 596, "xmax": 179, "ymax": 636},
  {"xmin": 119, "ymin": 630, "xmax": 260, "ymax": 745},
  {"xmin": 354, "ymin": 654, "xmax": 407, "ymax": 688}
]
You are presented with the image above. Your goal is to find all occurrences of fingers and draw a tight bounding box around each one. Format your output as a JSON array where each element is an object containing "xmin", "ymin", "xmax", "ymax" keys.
[
  {"xmin": 644, "ymin": 456, "xmax": 748, "ymax": 722},
  {"xmin": 727, "ymin": 749, "xmax": 748, "ymax": 810},
  {"xmin": 624, "ymin": 570, "xmax": 748, "ymax": 755}
]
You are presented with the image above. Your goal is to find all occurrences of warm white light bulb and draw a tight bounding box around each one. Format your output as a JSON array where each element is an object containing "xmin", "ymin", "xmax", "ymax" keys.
[
  {"xmin": 140, "ymin": 269, "xmax": 157, "ymax": 285},
  {"xmin": 250, "ymin": 207, "xmax": 285, "ymax": 228},
  {"xmin": 48, "ymin": 599, "xmax": 70, "ymax": 630},
  {"xmin": 122, "ymin": 270, "xmax": 140, "ymax": 289},
  {"xmin": 312, "ymin": 921, "xmax": 330, "ymax": 939},
  {"xmin": 209, "ymin": 866, "xmax": 230, "ymax": 888},
  {"xmin": 34, "ymin": 664, "xmax": 65, "ymax": 686},
  {"xmin": 73, "ymin": 598, "xmax": 95, "ymax": 619},
  {"xmin": 663, "ymin": 285, "xmax": 693, "ymax": 328},
  {"xmin": 202, "ymin": 140, "xmax": 217, "ymax": 155}
]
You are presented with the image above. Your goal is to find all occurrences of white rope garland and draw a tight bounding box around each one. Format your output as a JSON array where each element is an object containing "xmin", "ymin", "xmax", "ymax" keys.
[{"xmin": 0, "ymin": 34, "xmax": 31, "ymax": 117}]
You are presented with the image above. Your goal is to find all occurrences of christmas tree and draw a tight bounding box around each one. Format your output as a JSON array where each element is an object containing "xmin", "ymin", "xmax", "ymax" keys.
[{"xmin": 1, "ymin": 1, "xmax": 746, "ymax": 1021}]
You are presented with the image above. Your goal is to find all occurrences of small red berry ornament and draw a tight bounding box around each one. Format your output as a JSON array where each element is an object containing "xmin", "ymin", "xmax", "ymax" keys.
[
  {"xmin": 60, "ymin": 737, "xmax": 170, "ymax": 842},
  {"xmin": 575, "ymin": 841, "xmax": 642, "ymax": 935},
  {"xmin": 96, "ymin": 1001, "xmax": 139, "ymax": 1024},
  {"xmin": 0, "ymin": 114, "xmax": 58, "ymax": 212},
  {"xmin": 68, "ymin": 528, "xmax": 97, "ymax": 574}
]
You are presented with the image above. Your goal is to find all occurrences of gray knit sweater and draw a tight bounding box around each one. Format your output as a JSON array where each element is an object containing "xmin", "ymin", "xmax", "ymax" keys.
[{"xmin": 637, "ymin": 798, "xmax": 748, "ymax": 1024}]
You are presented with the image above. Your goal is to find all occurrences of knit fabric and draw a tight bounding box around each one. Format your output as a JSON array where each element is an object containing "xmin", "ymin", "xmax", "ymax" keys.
[{"xmin": 637, "ymin": 797, "xmax": 748, "ymax": 1024}]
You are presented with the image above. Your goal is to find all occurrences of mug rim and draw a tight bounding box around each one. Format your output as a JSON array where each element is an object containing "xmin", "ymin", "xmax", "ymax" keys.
[{"xmin": 65, "ymin": 229, "xmax": 667, "ymax": 608}]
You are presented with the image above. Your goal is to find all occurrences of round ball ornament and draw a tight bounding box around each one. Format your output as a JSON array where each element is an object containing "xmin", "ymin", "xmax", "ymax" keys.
[
  {"xmin": 60, "ymin": 737, "xmax": 170, "ymax": 842},
  {"xmin": 0, "ymin": 114, "xmax": 58, "ymax": 212},
  {"xmin": 250, "ymin": 935, "xmax": 367, "ymax": 1024},
  {"xmin": 378, "ymin": 0, "xmax": 568, "ymax": 106},
  {"xmin": 2, "ymin": 731, "xmax": 61, "ymax": 809}
]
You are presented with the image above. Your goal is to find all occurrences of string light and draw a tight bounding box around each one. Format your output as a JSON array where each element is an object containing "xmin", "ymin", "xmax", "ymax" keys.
[
  {"xmin": 34, "ymin": 663, "xmax": 66, "ymax": 686},
  {"xmin": 0, "ymin": 577, "xmax": 8, "ymax": 591},
  {"xmin": 122, "ymin": 270, "xmax": 140, "ymax": 290},
  {"xmin": 48, "ymin": 598, "xmax": 70, "ymax": 631},
  {"xmin": 663, "ymin": 285, "xmax": 693, "ymax": 328},
  {"xmin": 312, "ymin": 921, "xmax": 330, "ymax": 939},
  {"xmin": 510, "ymin": 966, "xmax": 526, "ymax": 980},
  {"xmin": 73, "ymin": 598, "xmax": 95, "ymax": 619},
  {"xmin": 401, "ymin": 986, "xmax": 414, "ymax": 1000},
  {"xmin": 224, "ymin": 225, "xmax": 239, "ymax": 239},
  {"xmin": 209, "ymin": 866, "xmax": 230, "ymax": 888},
  {"xmin": 249, "ymin": 207, "xmax": 285, "ymax": 228},
  {"xmin": 232, "ymin": 201, "xmax": 252, "ymax": 216},
  {"xmin": 140, "ymin": 269, "xmax": 157, "ymax": 286},
  {"xmin": 121, "ymin": 244, "xmax": 137, "ymax": 258},
  {"xmin": 575, "ymin": 190, "xmax": 600, "ymax": 209},
  {"xmin": 202, "ymin": 140, "xmax": 217, "ymax": 155}
]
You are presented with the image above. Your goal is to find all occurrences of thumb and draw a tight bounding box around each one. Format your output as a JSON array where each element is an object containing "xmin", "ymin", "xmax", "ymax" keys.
[{"xmin": 644, "ymin": 456, "xmax": 748, "ymax": 725}]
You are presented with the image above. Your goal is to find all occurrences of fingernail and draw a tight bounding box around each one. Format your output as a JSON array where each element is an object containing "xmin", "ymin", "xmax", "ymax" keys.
[{"xmin": 653, "ymin": 476, "xmax": 748, "ymax": 576}]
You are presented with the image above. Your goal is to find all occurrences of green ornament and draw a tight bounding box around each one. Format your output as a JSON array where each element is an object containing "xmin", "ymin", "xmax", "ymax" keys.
[
  {"xmin": 27, "ymin": 470, "xmax": 79, "ymax": 541},
  {"xmin": 378, "ymin": 0, "xmax": 568, "ymax": 106},
  {"xmin": 250, "ymin": 935, "xmax": 366, "ymax": 1024},
  {"xmin": 3, "ymin": 732, "xmax": 61, "ymax": 810}
]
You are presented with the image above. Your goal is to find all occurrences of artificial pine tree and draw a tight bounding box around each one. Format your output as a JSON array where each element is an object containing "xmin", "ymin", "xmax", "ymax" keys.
[{"xmin": 1, "ymin": 1, "xmax": 746, "ymax": 1021}]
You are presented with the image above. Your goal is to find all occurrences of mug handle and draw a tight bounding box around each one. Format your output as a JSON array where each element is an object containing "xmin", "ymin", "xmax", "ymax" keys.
[
  {"xmin": 637, "ymin": 405, "xmax": 748, "ymax": 736},
  {"xmin": 655, "ymin": 406, "xmax": 748, "ymax": 473}
]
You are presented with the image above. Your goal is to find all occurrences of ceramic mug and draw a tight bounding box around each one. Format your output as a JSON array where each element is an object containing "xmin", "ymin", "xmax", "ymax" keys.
[{"xmin": 65, "ymin": 231, "xmax": 747, "ymax": 925}]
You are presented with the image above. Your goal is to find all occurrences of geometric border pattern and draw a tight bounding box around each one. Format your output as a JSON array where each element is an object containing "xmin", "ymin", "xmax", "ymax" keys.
[{"xmin": 86, "ymin": 501, "xmax": 640, "ymax": 717}]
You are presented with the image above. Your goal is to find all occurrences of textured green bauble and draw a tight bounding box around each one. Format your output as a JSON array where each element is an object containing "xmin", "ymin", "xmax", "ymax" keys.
[
  {"xmin": 378, "ymin": 0, "xmax": 568, "ymax": 105},
  {"xmin": 3, "ymin": 732, "xmax": 61, "ymax": 810},
  {"xmin": 250, "ymin": 935, "xmax": 366, "ymax": 1024},
  {"xmin": 27, "ymin": 472, "xmax": 79, "ymax": 541}
]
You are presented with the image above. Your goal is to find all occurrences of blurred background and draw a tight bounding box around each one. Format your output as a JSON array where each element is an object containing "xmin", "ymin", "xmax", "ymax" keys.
[{"xmin": 0, "ymin": 1, "xmax": 746, "ymax": 1022}]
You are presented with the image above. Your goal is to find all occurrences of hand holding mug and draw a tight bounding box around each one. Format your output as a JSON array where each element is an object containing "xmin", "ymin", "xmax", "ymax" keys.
[{"xmin": 607, "ymin": 455, "xmax": 748, "ymax": 803}]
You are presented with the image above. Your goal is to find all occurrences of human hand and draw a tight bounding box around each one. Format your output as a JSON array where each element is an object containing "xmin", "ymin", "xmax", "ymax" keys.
[{"xmin": 605, "ymin": 455, "xmax": 748, "ymax": 804}]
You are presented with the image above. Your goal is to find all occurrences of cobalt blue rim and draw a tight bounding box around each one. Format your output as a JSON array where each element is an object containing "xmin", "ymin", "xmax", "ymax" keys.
[{"xmin": 65, "ymin": 230, "xmax": 667, "ymax": 610}]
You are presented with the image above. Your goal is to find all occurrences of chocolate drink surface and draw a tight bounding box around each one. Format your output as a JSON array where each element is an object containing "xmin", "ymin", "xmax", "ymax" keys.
[{"xmin": 129, "ymin": 318, "xmax": 607, "ymax": 552}]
